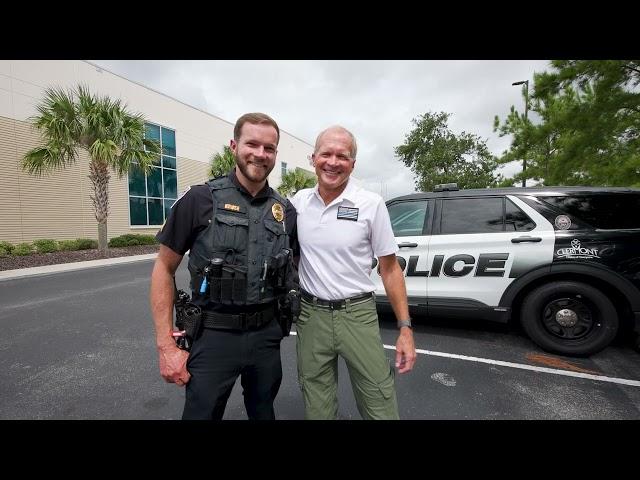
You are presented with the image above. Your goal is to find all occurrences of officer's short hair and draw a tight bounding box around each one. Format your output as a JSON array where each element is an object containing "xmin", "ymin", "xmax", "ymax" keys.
[
  {"xmin": 234, "ymin": 113, "xmax": 280, "ymax": 145},
  {"xmin": 314, "ymin": 126, "xmax": 357, "ymax": 160}
]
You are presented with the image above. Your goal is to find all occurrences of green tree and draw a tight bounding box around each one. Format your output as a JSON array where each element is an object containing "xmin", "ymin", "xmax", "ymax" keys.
[
  {"xmin": 395, "ymin": 112, "xmax": 501, "ymax": 191},
  {"xmin": 22, "ymin": 85, "xmax": 160, "ymax": 253},
  {"xmin": 494, "ymin": 85, "xmax": 582, "ymax": 186},
  {"xmin": 494, "ymin": 60, "xmax": 640, "ymax": 187},
  {"xmin": 277, "ymin": 168, "xmax": 316, "ymax": 197},
  {"xmin": 208, "ymin": 145, "xmax": 236, "ymax": 178}
]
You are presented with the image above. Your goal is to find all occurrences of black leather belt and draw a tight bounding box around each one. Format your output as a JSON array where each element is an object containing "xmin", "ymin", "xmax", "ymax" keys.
[
  {"xmin": 300, "ymin": 289, "xmax": 373, "ymax": 309},
  {"xmin": 202, "ymin": 306, "xmax": 275, "ymax": 331}
]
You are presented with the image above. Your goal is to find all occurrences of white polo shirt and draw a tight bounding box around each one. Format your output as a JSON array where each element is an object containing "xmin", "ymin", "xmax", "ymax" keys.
[{"xmin": 291, "ymin": 179, "xmax": 398, "ymax": 300}]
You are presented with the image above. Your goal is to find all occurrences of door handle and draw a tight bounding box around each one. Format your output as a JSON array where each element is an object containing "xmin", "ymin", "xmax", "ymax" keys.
[
  {"xmin": 397, "ymin": 242, "xmax": 418, "ymax": 248},
  {"xmin": 511, "ymin": 236, "xmax": 542, "ymax": 243}
]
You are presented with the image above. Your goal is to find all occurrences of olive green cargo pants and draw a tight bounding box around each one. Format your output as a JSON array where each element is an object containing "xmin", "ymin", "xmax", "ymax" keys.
[{"xmin": 296, "ymin": 296, "xmax": 399, "ymax": 420}]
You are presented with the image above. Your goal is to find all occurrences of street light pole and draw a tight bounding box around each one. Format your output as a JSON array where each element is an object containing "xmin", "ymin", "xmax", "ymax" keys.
[{"xmin": 512, "ymin": 80, "xmax": 529, "ymax": 187}]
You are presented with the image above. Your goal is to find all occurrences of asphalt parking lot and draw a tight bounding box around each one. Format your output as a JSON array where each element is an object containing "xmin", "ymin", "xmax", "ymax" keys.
[{"xmin": 1, "ymin": 259, "xmax": 638, "ymax": 420}]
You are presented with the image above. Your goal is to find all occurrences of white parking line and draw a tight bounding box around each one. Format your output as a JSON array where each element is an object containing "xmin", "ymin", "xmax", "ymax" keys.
[
  {"xmin": 287, "ymin": 331, "xmax": 640, "ymax": 387},
  {"xmin": 385, "ymin": 344, "xmax": 640, "ymax": 387}
]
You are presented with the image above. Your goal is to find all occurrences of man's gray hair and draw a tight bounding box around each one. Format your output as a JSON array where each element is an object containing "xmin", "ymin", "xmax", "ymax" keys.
[{"xmin": 314, "ymin": 125, "xmax": 358, "ymax": 159}]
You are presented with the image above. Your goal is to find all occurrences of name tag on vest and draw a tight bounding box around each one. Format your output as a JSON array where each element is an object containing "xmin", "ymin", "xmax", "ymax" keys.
[{"xmin": 337, "ymin": 206, "xmax": 359, "ymax": 221}]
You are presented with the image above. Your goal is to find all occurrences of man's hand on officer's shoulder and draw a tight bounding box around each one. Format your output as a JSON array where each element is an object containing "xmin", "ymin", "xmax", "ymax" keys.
[{"xmin": 395, "ymin": 327, "xmax": 416, "ymax": 374}]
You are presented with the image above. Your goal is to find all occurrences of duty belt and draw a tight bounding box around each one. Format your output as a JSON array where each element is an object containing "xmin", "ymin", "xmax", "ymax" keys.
[
  {"xmin": 300, "ymin": 289, "xmax": 373, "ymax": 309},
  {"xmin": 202, "ymin": 306, "xmax": 275, "ymax": 331}
]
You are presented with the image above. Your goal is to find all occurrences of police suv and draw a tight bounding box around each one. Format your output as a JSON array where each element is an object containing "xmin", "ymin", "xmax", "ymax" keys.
[{"xmin": 371, "ymin": 184, "xmax": 640, "ymax": 356}]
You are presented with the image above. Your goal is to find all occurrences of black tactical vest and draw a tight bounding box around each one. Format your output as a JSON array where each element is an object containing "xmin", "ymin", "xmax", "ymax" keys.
[{"xmin": 187, "ymin": 176, "xmax": 291, "ymax": 307}]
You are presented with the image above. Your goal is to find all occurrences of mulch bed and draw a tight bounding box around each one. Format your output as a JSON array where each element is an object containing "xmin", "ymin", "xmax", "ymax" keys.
[{"xmin": 0, "ymin": 244, "xmax": 160, "ymax": 271}]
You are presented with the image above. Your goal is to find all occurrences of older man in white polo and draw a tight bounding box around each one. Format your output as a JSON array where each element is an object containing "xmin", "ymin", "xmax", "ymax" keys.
[{"xmin": 291, "ymin": 125, "xmax": 416, "ymax": 420}]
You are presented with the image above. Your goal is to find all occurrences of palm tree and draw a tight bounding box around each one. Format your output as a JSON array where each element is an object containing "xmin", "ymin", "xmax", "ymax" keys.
[
  {"xmin": 277, "ymin": 168, "xmax": 317, "ymax": 198},
  {"xmin": 208, "ymin": 145, "xmax": 236, "ymax": 178},
  {"xmin": 22, "ymin": 84, "xmax": 160, "ymax": 253}
]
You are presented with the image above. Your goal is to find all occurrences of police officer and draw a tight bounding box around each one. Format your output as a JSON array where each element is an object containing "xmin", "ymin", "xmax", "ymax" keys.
[{"xmin": 150, "ymin": 113, "xmax": 297, "ymax": 420}]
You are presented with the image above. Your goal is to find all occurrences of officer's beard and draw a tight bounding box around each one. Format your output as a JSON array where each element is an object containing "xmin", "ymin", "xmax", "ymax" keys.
[{"xmin": 235, "ymin": 155, "xmax": 273, "ymax": 185}]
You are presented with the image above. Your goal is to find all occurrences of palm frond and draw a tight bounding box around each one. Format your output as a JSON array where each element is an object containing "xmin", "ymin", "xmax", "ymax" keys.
[
  {"xmin": 208, "ymin": 145, "xmax": 236, "ymax": 178},
  {"xmin": 22, "ymin": 143, "xmax": 77, "ymax": 176}
]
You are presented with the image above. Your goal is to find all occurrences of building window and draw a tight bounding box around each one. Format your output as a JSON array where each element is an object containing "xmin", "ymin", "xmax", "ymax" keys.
[
  {"xmin": 128, "ymin": 123, "xmax": 178, "ymax": 226},
  {"xmin": 281, "ymin": 162, "xmax": 287, "ymax": 177}
]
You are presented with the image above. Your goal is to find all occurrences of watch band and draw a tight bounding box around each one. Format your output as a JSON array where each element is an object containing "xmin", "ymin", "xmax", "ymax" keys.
[{"xmin": 397, "ymin": 318, "xmax": 412, "ymax": 329}]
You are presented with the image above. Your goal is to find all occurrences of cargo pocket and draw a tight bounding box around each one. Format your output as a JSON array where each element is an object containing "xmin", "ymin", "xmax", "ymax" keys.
[
  {"xmin": 213, "ymin": 213, "xmax": 249, "ymax": 251},
  {"xmin": 355, "ymin": 368, "xmax": 398, "ymax": 420},
  {"xmin": 263, "ymin": 219, "xmax": 287, "ymax": 255},
  {"xmin": 376, "ymin": 369, "xmax": 395, "ymax": 401}
]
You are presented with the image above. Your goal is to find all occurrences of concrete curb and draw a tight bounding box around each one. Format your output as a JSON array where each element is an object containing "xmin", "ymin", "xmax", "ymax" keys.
[{"xmin": 0, "ymin": 253, "xmax": 158, "ymax": 282}]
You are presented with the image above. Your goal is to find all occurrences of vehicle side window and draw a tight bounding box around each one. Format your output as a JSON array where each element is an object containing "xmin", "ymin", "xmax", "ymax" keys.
[
  {"xmin": 540, "ymin": 194, "xmax": 640, "ymax": 229},
  {"xmin": 505, "ymin": 198, "xmax": 536, "ymax": 231},
  {"xmin": 388, "ymin": 200, "xmax": 428, "ymax": 237},
  {"xmin": 441, "ymin": 197, "xmax": 503, "ymax": 234}
]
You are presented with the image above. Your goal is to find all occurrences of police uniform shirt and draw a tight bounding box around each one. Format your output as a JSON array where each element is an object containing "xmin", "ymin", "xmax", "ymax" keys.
[
  {"xmin": 291, "ymin": 179, "xmax": 398, "ymax": 301},
  {"xmin": 156, "ymin": 169, "xmax": 297, "ymax": 311}
]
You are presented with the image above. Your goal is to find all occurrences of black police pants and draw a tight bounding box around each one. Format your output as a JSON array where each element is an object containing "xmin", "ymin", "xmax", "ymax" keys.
[{"xmin": 182, "ymin": 318, "xmax": 283, "ymax": 420}]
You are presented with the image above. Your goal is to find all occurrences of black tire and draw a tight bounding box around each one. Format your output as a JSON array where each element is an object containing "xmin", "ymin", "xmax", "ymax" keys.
[{"xmin": 520, "ymin": 281, "xmax": 618, "ymax": 356}]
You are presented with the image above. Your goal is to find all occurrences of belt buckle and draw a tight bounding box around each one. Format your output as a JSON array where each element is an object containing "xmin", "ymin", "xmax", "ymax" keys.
[
  {"xmin": 328, "ymin": 299, "xmax": 341, "ymax": 310},
  {"xmin": 246, "ymin": 312, "xmax": 258, "ymax": 329}
]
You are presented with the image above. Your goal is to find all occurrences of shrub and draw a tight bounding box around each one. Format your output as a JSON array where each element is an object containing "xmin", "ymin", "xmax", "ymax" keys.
[
  {"xmin": 59, "ymin": 240, "xmax": 80, "ymax": 251},
  {"xmin": 12, "ymin": 243, "xmax": 34, "ymax": 256},
  {"xmin": 0, "ymin": 241, "xmax": 14, "ymax": 257},
  {"xmin": 76, "ymin": 238, "xmax": 98, "ymax": 250},
  {"xmin": 33, "ymin": 239, "xmax": 59, "ymax": 254},
  {"xmin": 109, "ymin": 234, "xmax": 158, "ymax": 248}
]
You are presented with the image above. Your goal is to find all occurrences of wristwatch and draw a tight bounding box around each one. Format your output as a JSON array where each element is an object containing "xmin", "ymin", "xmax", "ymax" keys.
[{"xmin": 397, "ymin": 318, "xmax": 412, "ymax": 329}]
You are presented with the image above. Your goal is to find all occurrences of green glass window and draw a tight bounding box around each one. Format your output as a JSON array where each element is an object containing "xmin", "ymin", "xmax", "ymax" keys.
[
  {"xmin": 161, "ymin": 129, "xmax": 176, "ymax": 156},
  {"xmin": 163, "ymin": 169, "xmax": 177, "ymax": 198},
  {"xmin": 128, "ymin": 167, "xmax": 146, "ymax": 196},
  {"xmin": 130, "ymin": 197, "xmax": 147, "ymax": 225},
  {"xmin": 128, "ymin": 122, "xmax": 178, "ymax": 226},
  {"xmin": 145, "ymin": 124, "xmax": 160, "ymax": 143},
  {"xmin": 148, "ymin": 198, "xmax": 164, "ymax": 226},
  {"xmin": 147, "ymin": 167, "xmax": 163, "ymax": 197},
  {"xmin": 162, "ymin": 155, "xmax": 176, "ymax": 169},
  {"xmin": 164, "ymin": 199, "xmax": 175, "ymax": 218}
]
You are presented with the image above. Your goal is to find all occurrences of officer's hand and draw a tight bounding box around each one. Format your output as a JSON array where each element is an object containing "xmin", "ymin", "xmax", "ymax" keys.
[
  {"xmin": 395, "ymin": 327, "xmax": 416, "ymax": 374},
  {"xmin": 157, "ymin": 343, "xmax": 191, "ymax": 387}
]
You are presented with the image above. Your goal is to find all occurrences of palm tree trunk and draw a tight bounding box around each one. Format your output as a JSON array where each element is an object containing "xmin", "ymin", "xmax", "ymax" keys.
[
  {"xmin": 98, "ymin": 222, "xmax": 108, "ymax": 255},
  {"xmin": 89, "ymin": 159, "xmax": 110, "ymax": 254}
]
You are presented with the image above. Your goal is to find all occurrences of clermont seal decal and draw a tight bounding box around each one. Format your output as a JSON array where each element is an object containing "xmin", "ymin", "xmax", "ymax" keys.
[
  {"xmin": 556, "ymin": 239, "xmax": 600, "ymax": 259},
  {"xmin": 272, "ymin": 203, "xmax": 284, "ymax": 222},
  {"xmin": 554, "ymin": 215, "xmax": 572, "ymax": 230}
]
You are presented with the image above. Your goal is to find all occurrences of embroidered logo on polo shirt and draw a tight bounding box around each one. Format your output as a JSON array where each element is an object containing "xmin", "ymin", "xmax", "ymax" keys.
[
  {"xmin": 224, "ymin": 203, "xmax": 241, "ymax": 212},
  {"xmin": 337, "ymin": 206, "xmax": 359, "ymax": 221}
]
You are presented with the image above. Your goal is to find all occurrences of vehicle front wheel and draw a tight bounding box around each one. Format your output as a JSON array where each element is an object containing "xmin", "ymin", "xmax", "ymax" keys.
[{"xmin": 520, "ymin": 281, "xmax": 618, "ymax": 356}]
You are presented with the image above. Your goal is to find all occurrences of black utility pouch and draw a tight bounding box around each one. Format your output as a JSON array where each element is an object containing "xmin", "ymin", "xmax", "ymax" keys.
[
  {"xmin": 232, "ymin": 266, "xmax": 248, "ymax": 304},
  {"xmin": 219, "ymin": 266, "xmax": 235, "ymax": 304},
  {"xmin": 210, "ymin": 273, "xmax": 222, "ymax": 303}
]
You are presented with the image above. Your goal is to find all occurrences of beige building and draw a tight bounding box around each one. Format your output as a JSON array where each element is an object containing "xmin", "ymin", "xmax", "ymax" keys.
[{"xmin": 0, "ymin": 60, "xmax": 315, "ymax": 244}]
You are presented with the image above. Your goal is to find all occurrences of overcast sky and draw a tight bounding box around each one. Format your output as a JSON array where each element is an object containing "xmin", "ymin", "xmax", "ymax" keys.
[{"xmin": 92, "ymin": 60, "xmax": 549, "ymax": 199}]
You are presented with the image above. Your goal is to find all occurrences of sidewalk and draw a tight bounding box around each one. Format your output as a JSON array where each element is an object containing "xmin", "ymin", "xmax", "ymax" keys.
[{"xmin": 0, "ymin": 253, "xmax": 158, "ymax": 282}]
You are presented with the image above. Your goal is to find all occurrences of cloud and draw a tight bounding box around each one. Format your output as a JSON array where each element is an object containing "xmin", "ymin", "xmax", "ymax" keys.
[{"xmin": 92, "ymin": 60, "xmax": 549, "ymax": 199}]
